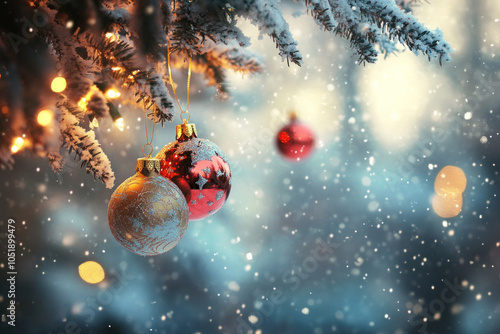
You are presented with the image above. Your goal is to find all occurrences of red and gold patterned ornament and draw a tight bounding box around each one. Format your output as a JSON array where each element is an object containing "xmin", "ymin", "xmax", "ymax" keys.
[
  {"xmin": 276, "ymin": 112, "xmax": 315, "ymax": 161},
  {"xmin": 156, "ymin": 121, "xmax": 231, "ymax": 221}
]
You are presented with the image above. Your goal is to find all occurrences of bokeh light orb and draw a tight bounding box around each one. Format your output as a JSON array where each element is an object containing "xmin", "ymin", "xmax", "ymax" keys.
[
  {"xmin": 432, "ymin": 192, "xmax": 463, "ymax": 218},
  {"xmin": 434, "ymin": 165, "xmax": 467, "ymax": 194},
  {"xmin": 432, "ymin": 166, "xmax": 466, "ymax": 218},
  {"xmin": 51, "ymin": 77, "xmax": 67, "ymax": 93},
  {"xmin": 37, "ymin": 109, "xmax": 54, "ymax": 126},
  {"xmin": 78, "ymin": 261, "xmax": 105, "ymax": 284}
]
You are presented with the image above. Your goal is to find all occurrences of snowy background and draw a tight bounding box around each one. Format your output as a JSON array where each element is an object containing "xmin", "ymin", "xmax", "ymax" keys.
[{"xmin": 2, "ymin": 0, "xmax": 500, "ymax": 333}]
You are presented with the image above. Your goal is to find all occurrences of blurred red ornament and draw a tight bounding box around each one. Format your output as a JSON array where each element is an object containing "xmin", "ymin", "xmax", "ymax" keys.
[
  {"xmin": 156, "ymin": 121, "xmax": 231, "ymax": 221},
  {"xmin": 276, "ymin": 113, "xmax": 315, "ymax": 161}
]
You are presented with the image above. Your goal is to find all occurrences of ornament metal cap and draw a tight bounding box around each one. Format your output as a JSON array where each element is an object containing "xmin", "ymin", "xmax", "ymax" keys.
[
  {"xmin": 176, "ymin": 119, "xmax": 198, "ymax": 141},
  {"xmin": 136, "ymin": 156, "xmax": 161, "ymax": 176}
]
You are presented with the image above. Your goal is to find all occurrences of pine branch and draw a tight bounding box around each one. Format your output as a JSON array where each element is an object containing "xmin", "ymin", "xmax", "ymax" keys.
[
  {"xmin": 354, "ymin": 0, "xmax": 452, "ymax": 64},
  {"xmin": 200, "ymin": 40, "xmax": 262, "ymax": 74},
  {"xmin": 233, "ymin": 0, "xmax": 303, "ymax": 66},
  {"xmin": 58, "ymin": 98, "xmax": 115, "ymax": 188},
  {"xmin": 0, "ymin": 0, "xmax": 454, "ymax": 188},
  {"xmin": 177, "ymin": 41, "xmax": 262, "ymax": 98},
  {"xmin": 133, "ymin": 0, "xmax": 167, "ymax": 59},
  {"xmin": 395, "ymin": 0, "xmax": 421, "ymax": 13},
  {"xmin": 329, "ymin": 0, "xmax": 379, "ymax": 64},
  {"xmin": 47, "ymin": 151, "xmax": 65, "ymax": 173},
  {"xmin": 196, "ymin": 53, "xmax": 230, "ymax": 99},
  {"xmin": 85, "ymin": 34, "xmax": 174, "ymax": 124},
  {"xmin": 169, "ymin": 1, "xmax": 250, "ymax": 57},
  {"xmin": 305, "ymin": 0, "xmax": 337, "ymax": 31},
  {"xmin": 47, "ymin": 23, "xmax": 94, "ymax": 103},
  {"xmin": 86, "ymin": 86, "xmax": 110, "ymax": 118}
]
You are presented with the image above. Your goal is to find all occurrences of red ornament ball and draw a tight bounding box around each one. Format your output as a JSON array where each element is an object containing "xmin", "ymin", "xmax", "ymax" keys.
[
  {"xmin": 156, "ymin": 125, "xmax": 231, "ymax": 221},
  {"xmin": 276, "ymin": 118, "xmax": 315, "ymax": 161}
]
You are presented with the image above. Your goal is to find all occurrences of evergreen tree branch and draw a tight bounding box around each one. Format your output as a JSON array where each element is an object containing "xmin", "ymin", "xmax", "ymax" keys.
[
  {"xmin": 85, "ymin": 33, "xmax": 174, "ymax": 123},
  {"xmin": 353, "ymin": 0, "xmax": 452, "ymax": 64},
  {"xmin": 58, "ymin": 98, "xmax": 115, "ymax": 188},
  {"xmin": 233, "ymin": 0, "xmax": 303, "ymax": 66},
  {"xmin": 305, "ymin": 0, "xmax": 337, "ymax": 32}
]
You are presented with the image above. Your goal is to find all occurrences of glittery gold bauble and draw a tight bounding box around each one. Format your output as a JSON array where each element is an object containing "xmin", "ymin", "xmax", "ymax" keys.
[{"xmin": 107, "ymin": 157, "xmax": 189, "ymax": 256}]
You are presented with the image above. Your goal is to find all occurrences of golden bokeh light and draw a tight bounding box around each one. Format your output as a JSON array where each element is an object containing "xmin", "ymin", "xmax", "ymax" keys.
[
  {"xmin": 105, "ymin": 89, "xmax": 121, "ymax": 99},
  {"xmin": 115, "ymin": 117, "xmax": 124, "ymax": 131},
  {"xmin": 51, "ymin": 77, "xmax": 67, "ymax": 93},
  {"xmin": 37, "ymin": 109, "xmax": 54, "ymax": 126},
  {"xmin": 78, "ymin": 261, "xmax": 105, "ymax": 284},
  {"xmin": 434, "ymin": 165, "xmax": 467, "ymax": 194},
  {"xmin": 432, "ymin": 192, "xmax": 463, "ymax": 218},
  {"xmin": 432, "ymin": 166, "xmax": 466, "ymax": 218},
  {"xmin": 11, "ymin": 137, "xmax": 25, "ymax": 154},
  {"xmin": 105, "ymin": 32, "xmax": 117, "ymax": 42}
]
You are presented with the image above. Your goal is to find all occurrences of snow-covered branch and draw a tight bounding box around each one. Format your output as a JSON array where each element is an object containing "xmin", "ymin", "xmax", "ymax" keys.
[
  {"xmin": 0, "ymin": 0, "xmax": 453, "ymax": 186},
  {"xmin": 57, "ymin": 99, "xmax": 115, "ymax": 188}
]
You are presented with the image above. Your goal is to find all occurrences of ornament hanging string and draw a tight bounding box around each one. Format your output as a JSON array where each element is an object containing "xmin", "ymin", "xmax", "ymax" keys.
[
  {"xmin": 141, "ymin": 109, "xmax": 155, "ymax": 157},
  {"xmin": 167, "ymin": 41, "xmax": 192, "ymax": 123}
]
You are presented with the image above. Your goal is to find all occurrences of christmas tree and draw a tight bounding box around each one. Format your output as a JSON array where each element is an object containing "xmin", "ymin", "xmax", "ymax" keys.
[{"xmin": 0, "ymin": 0, "xmax": 452, "ymax": 188}]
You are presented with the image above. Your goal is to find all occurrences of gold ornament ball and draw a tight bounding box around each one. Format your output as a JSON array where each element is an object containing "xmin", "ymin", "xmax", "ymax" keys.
[{"xmin": 107, "ymin": 158, "xmax": 189, "ymax": 256}]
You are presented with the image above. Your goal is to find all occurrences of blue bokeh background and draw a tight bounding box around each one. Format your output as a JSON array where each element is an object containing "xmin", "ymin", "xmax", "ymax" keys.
[{"xmin": 2, "ymin": 1, "xmax": 500, "ymax": 333}]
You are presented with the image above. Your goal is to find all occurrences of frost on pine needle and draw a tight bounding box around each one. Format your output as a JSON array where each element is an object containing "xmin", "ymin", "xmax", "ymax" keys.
[
  {"xmin": 306, "ymin": 0, "xmax": 452, "ymax": 64},
  {"xmin": 234, "ymin": 0, "xmax": 303, "ymax": 66},
  {"xmin": 352, "ymin": 0, "xmax": 453, "ymax": 64},
  {"xmin": 58, "ymin": 99, "xmax": 115, "ymax": 189},
  {"xmin": 305, "ymin": 0, "xmax": 338, "ymax": 32},
  {"xmin": 395, "ymin": 0, "xmax": 422, "ymax": 13},
  {"xmin": 47, "ymin": 152, "xmax": 65, "ymax": 173}
]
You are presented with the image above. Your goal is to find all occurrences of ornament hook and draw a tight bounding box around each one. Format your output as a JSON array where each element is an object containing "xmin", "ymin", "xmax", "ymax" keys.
[
  {"xmin": 180, "ymin": 111, "xmax": 190, "ymax": 123},
  {"xmin": 167, "ymin": 40, "xmax": 193, "ymax": 122},
  {"xmin": 141, "ymin": 143, "xmax": 154, "ymax": 158}
]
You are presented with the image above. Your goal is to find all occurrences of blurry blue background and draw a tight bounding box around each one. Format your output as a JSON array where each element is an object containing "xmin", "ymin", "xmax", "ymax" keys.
[{"xmin": 2, "ymin": 0, "xmax": 500, "ymax": 333}]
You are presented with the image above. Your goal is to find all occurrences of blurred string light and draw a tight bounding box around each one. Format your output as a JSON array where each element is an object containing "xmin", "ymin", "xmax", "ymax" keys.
[
  {"xmin": 37, "ymin": 109, "xmax": 54, "ymax": 126},
  {"xmin": 108, "ymin": 102, "xmax": 124, "ymax": 131},
  {"xmin": 10, "ymin": 136, "xmax": 25, "ymax": 154},
  {"xmin": 105, "ymin": 32, "xmax": 117, "ymax": 42},
  {"xmin": 94, "ymin": 82, "xmax": 125, "ymax": 131},
  {"xmin": 51, "ymin": 76, "xmax": 67, "ymax": 93},
  {"xmin": 105, "ymin": 88, "xmax": 121, "ymax": 99},
  {"xmin": 432, "ymin": 166, "xmax": 467, "ymax": 218},
  {"xmin": 77, "ymin": 84, "xmax": 125, "ymax": 130},
  {"xmin": 77, "ymin": 85, "xmax": 101, "ymax": 111},
  {"xmin": 114, "ymin": 117, "xmax": 125, "ymax": 131},
  {"xmin": 78, "ymin": 91, "xmax": 100, "ymax": 128},
  {"xmin": 78, "ymin": 261, "xmax": 105, "ymax": 284}
]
